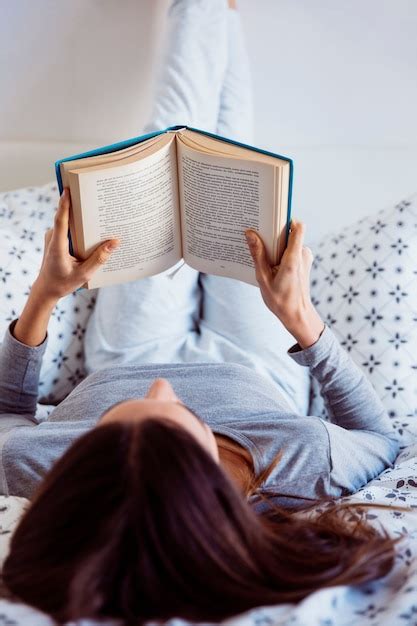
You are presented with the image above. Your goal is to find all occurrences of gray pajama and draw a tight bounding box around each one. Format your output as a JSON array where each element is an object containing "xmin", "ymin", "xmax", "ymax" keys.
[{"xmin": 0, "ymin": 322, "xmax": 399, "ymax": 508}]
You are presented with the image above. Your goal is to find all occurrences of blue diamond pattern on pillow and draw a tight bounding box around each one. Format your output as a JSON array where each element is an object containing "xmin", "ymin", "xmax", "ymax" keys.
[
  {"xmin": 309, "ymin": 194, "xmax": 417, "ymax": 445},
  {"xmin": 0, "ymin": 182, "xmax": 97, "ymax": 403}
]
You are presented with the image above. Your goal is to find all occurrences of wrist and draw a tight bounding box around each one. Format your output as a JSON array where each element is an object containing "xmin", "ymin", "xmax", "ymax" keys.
[
  {"xmin": 13, "ymin": 280, "xmax": 58, "ymax": 347},
  {"xmin": 287, "ymin": 306, "xmax": 325, "ymax": 350},
  {"xmin": 30, "ymin": 279, "xmax": 60, "ymax": 311}
]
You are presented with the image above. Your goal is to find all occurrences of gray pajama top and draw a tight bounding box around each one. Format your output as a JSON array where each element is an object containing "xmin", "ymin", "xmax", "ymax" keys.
[{"xmin": 0, "ymin": 322, "xmax": 399, "ymax": 508}]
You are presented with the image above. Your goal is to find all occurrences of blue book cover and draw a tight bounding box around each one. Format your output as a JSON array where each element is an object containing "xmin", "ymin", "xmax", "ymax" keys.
[{"xmin": 55, "ymin": 125, "xmax": 293, "ymax": 277}]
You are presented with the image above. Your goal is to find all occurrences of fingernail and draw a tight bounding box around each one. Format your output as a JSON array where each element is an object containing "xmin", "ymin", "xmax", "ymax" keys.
[
  {"xmin": 245, "ymin": 231, "xmax": 257, "ymax": 245},
  {"xmin": 61, "ymin": 188, "xmax": 68, "ymax": 198},
  {"xmin": 105, "ymin": 240, "xmax": 119, "ymax": 252}
]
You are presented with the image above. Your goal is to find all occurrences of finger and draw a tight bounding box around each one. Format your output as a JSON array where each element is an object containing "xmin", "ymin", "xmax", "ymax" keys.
[
  {"xmin": 302, "ymin": 248, "xmax": 314, "ymax": 295},
  {"xmin": 51, "ymin": 188, "xmax": 71, "ymax": 249},
  {"xmin": 41, "ymin": 228, "xmax": 53, "ymax": 264},
  {"xmin": 302, "ymin": 245, "xmax": 314, "ymax": 266},
  {"xmin": 286, "ymin": 221, "xmax": 305, "ymax": 258},
  {"xmin": 245, "ymin": 230, "xmax": 272, "ymax": 286},
  {"xmin": 80, "ymin": 239, "xmax": 120, "ymax": 278},
  {"xmin": 44, "ymin": 228, "xmax": 53, "ymax": 246},
  {"xmin": 302, "ymin": 246, "xmax": 314, "ymax": 280}
]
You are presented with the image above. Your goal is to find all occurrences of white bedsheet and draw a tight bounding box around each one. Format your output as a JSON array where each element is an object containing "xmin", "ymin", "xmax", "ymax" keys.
[{"xmin": 0, "ymin": 427, "xmax": 416, "ymax": 625}]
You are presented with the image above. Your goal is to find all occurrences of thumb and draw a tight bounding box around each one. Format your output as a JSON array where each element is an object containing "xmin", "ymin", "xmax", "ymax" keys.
[
  {"xmin": 42, "ymin": 228, "xmax": 53, "ymax": 254},
  {"xmin": 302, "ymin": 246, "xmax": 314, "ymax": 267},
  {"xmin": 81, "ymin": 239, "xmax": 120, "ymax": 276},
  {"xmin": 245, "ymin": 230, "xmax": 272, "ymax": 286},
  {"xmin": 302, "ymin": 246, "xmax": 314, "ymax": 277}
]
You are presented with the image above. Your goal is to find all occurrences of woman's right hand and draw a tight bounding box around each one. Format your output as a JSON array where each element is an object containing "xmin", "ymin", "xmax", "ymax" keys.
[
  {"xmin": 245, "ymin": 221, "xmax": 325, "ymax": 349},
  {"xmin": 34, "ymin": 188, "xmax": 119, "ymax": 302}
]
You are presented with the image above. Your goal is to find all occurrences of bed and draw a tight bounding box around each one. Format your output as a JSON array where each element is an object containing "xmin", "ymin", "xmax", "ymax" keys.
[
  {"xmin": 1, "ymin": 1, "xmax": 416, "ymax": 622},
  {"xmin": 0, "ymin": 183, "xmax": 416, "ymax": 624}
]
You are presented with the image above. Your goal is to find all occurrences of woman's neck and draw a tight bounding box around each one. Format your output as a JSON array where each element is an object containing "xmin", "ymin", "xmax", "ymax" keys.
[{"xmin": 214, "ymin": 434, "xmax": 254, "ymax": 494}]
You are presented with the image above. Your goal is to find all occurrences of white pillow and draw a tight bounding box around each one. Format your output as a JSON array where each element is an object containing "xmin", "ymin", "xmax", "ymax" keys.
[
  {"xmin": 309, "ymin": 194, "xmax": 417, "ymax": 445},
  {"xmin": 0, "ymin": 183, "xmax": 97, "ymax": 403}
]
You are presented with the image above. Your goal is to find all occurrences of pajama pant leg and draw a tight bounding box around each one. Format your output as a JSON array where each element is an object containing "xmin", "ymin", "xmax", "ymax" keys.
[
  {"xmin": 185, "ymin": 9, "xmax": 311, "ymax": 414},
  {"xmin": 84, "ymin": 0, "xmax": 229, "ymax": 373}
]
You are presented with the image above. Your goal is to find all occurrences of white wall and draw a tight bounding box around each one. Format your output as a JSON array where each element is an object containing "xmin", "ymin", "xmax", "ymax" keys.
[
  {"xmin": 246, "ymin": 0, "xmax": 417, "ymax": 239},
  {"xmin": 0, "ymin": 0, "xmax": 416, "ymax": 240}
]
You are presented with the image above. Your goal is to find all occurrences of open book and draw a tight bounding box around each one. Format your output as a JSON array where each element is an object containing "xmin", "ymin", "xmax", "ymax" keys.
[{"xmin": 55, "ymin": 125, "xmax": 293, "ymax": 289}]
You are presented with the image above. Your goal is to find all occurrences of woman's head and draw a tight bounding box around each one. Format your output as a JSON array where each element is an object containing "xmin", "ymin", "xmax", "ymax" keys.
[
  {"xmin": 100, "ymin": 377, "xmax": 219, "ymax": 462},
  {"xmin": 3, "ymin": 402, "xmax": 400, "ymax": 624},
  {"xmin": 3, "ymin": 416, "xmax": 267, "ymax": 622}
]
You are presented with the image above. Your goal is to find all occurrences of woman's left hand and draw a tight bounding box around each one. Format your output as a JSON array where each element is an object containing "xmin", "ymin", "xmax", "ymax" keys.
[
  {"xmin": 33, "ymin": 188, "xmax": 119, "ymax": 303},
  {"xmin": 245, "ymin": 220, "xmax": 324, "ymax": 349}
]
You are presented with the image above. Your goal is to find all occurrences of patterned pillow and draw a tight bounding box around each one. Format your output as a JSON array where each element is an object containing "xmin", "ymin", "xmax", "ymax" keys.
[
  {"xmin": 309, "ymin": 194, "xmax": 417, "ymax": 445},
  {"xmin": 0, "ymin": 183, "xmax": 97, "ymax": 404}
]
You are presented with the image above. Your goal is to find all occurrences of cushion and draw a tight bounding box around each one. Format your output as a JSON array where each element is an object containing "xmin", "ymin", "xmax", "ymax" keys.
[
  {"xmin": 309, "ymin": 193, "xmax": 417, "ymax": 445},
  {"xmin": 0, "ymin": 183, "xmax": 97, "ymax": 404}
]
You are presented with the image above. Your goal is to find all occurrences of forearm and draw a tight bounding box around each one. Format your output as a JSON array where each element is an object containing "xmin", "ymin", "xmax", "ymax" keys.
[
  {"xmin": 13, "ymin": 280, "xmax": 58, "ymax": 347},
  {"xmin": 289, "ymin": 325, "xmax": 395, "ymax": 439},
  {"xmin": 0, "ymin": 278, "xmax": 53, "ymax": 416},
  {"xmin": 0, "ymin": 186, "xmax": 117, "ymax": 419},
  {"xmin": 0, "ymin": 318, "xmax": 47, "ymax": 417},
  {"xmin": 0, "ymin": 282, "xmax": 53, "ymax": 416}
]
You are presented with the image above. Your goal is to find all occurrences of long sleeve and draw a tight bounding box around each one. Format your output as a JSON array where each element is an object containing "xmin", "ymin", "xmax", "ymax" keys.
[
  {"xmin": 288, "ymin": 325, "xmax": 399, "ymax": 496},
  {"xmin": 0, "ymin": 321, "xmax": 47, "ymax": 425}
]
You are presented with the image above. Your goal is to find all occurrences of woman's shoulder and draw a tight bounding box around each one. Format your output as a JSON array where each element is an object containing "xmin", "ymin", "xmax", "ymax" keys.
[{"xmin": 214, "ymin": 417, "xmax": 332, "ymax": 503}]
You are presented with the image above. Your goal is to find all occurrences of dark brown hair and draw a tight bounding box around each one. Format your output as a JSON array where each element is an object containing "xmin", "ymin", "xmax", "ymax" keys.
[{"xmin": 3, "ymin": 418, "xmax": 401, "ymax": 624}]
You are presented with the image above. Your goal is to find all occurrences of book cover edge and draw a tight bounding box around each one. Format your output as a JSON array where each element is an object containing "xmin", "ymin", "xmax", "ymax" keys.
[
  {"xmin": 185, "ymin": 126, "xmax": 293, "ymax": 246},
  {"xmin": 54, "ymin": 127, "xmax": 174, "ymax": 257},
  {"xmin": 55, "ymin": 124, "xmax": 293, "ymax": 260}
]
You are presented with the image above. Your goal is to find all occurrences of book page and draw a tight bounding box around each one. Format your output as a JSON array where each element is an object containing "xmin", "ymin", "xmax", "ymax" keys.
[
  {"xmin": 70, "ymin": 137, "xmax": 181, "ymax": 288},
  {"xmin": 177, "ymin": 141, "xmax": 276, "ymax": 286},
  {"xmin": 180, "ymin": 128, "xmax": 289, "ymax": 167},
  {"xmin": 60, "ymin": 134, "xmax": 164, "ymax": 179}
]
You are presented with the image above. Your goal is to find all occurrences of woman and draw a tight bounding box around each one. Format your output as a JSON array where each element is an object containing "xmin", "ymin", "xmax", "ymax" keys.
[{"xmin": 2, "ymin": 0, "xmax": 400, "ymax": 623}]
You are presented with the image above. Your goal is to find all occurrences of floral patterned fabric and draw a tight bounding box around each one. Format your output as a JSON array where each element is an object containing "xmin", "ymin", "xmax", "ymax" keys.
[
  {"xmin": 309, "ymin": 194, "xmax": 417, "ymax": 448},
  {"xmin": 0, "ymin": 183, "xmax": 97, "ymax": 406}
]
